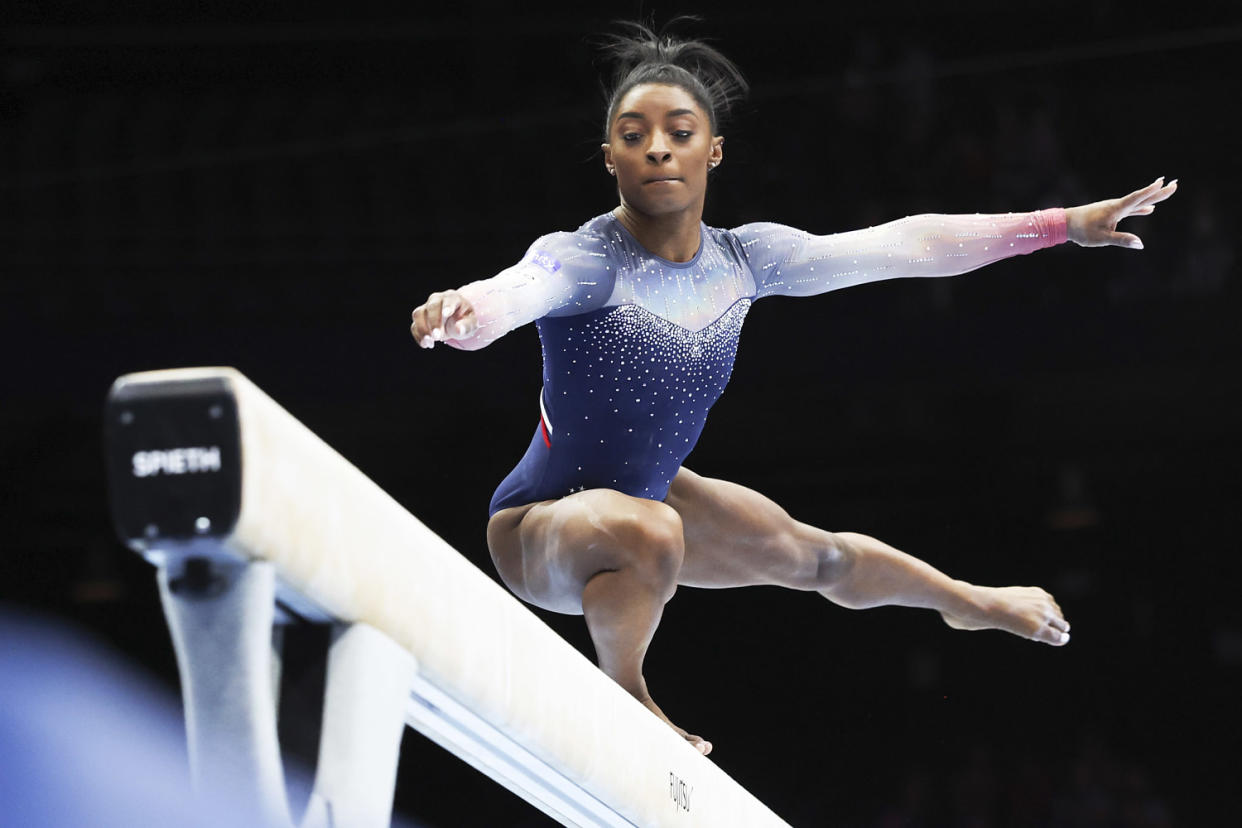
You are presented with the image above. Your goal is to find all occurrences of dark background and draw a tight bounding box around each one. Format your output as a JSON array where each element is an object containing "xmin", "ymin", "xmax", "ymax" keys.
[{"xmin": 4, "ymin": 2, "xmax": 1240, "ymax": 825}]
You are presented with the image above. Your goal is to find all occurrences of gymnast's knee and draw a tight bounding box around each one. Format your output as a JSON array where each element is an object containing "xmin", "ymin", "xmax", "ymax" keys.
[
  {"xmin": 607, "ymin": 505, "xmax": 685, "ymax": 590},
  {"xmin": 809, "ymin": 529, "xmax": 855, "ymax": 588}
]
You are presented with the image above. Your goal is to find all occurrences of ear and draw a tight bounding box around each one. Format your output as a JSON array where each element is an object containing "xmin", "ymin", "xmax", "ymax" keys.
[
  {"xmin": 709, "ymin": 136, "xmax": 724, "ymax": 169},
  {"xmin": 601, "ymin": 142, "xmax": 614, "ymax": 176}
]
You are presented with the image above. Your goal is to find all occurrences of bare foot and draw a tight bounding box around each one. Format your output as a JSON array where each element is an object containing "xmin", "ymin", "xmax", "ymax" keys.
[
  {"xmin": 637, "ymin": 694, "xmax": 712, "ymax": 755},
  {"xmin": 941, "ymin": 585, "xmax": 1071, "ymax": 646}
]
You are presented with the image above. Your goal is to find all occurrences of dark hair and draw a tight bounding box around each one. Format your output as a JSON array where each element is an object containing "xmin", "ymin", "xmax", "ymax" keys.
[{"xmin": 598, "ymin": 17, "xmax": 748, "ymax": 141}]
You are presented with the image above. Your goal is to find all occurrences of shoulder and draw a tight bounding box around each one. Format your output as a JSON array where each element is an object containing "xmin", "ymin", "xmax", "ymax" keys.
[
  {"xmin": 725, "ymin": 221, "xmax": 805, "ymax": 246},
  {"xmin": 520, "ymin": 215, "xmax": 617, "ymax": 276},
  {"xmin": 717, "ymin": 221, "xmax": 807, "ymax": 265}
]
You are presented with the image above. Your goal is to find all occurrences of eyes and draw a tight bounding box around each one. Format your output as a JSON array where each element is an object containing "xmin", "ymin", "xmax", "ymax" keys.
[{"xmin": 621, "ymin": 130, "xmax": 695, "ymax": 144}]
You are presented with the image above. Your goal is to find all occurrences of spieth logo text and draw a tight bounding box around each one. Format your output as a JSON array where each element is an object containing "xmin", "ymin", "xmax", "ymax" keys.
[{"xmin": 132, "ymin": 447, "xmax": 223, "ymax": 478}]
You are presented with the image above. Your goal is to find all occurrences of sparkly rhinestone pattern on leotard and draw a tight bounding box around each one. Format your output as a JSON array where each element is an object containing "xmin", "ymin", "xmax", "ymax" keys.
[
  {"xmin": 453, "ymin": 208, "xmax": 1066, "ymax": 515},
  {"xmin": 534, "ymin": 299, "xmax": 750, "ymax": 501}
]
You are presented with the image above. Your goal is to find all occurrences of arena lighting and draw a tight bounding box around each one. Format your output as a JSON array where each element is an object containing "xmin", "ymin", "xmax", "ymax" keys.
[{"xmin": 104, "ymin": 366, "xmax": 790, "ymax": 827}]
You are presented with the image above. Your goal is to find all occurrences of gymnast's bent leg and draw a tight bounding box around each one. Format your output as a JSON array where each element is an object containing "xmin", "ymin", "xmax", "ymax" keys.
[
  {"xmin": 487, "ymin": 489, "xmax": 713, "ymax": 754},
  {"xmin": 664, "ymin": 468, "xmax": 1071, "ymax": 645}
]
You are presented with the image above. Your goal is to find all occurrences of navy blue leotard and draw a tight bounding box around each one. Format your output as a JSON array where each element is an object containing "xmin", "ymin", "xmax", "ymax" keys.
[{"xmin": 453, "ymin": 208, "xmax": 1066, "ymax": 516}]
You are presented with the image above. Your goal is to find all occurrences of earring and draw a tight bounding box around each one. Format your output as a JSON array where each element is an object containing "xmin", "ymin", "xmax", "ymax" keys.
[{"xmin": 608, "ymin": 168, "xmax": 616, "ymax": 176}]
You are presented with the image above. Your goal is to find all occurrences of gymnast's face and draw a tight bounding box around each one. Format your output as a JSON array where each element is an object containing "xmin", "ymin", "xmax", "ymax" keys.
[{"xmin": 602, "ymin": 83, "xmax": 723, "ymax": 218}]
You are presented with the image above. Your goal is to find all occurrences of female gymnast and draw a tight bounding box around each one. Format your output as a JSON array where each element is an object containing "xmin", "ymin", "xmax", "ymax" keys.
[{"xmin": 410, "ymin": 23, "xmax": 1176, "ymax": 755}]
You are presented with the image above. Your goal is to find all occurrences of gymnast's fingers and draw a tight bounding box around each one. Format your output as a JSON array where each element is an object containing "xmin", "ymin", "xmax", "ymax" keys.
[
  {"xmin": 424, "ymin": 292, "xmax": 447, "ymax": 341},
  {"xmin": 444, "ymin": 293, "xmax": 479, "ymax": 339},
  {"xmin": 1121, "ymin": 177, "xmax": 1165, "ymax": 209},
  {"xmin": 1105, "ymin": 230, "xmax": 1144, "ymax": 250},
  {"xmin": 450, "ymin": 307, "xmax": 478, "ymax": 339},
  {"xmin": 1134, "ymin": 178, "xmax": 1177, "ymax": 208},
  {"xmin": 411, "ymin": 305, "xmax": 434, "ymax": 348},
  {"xmin": 440, "ymin": 292, "xmax": 460, "ymax": 322}
]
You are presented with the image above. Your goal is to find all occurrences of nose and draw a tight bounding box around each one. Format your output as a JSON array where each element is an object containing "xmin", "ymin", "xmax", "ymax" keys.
[{"xmin": 646, "ymin": 131, "xmax": 672, "ymax": 165}]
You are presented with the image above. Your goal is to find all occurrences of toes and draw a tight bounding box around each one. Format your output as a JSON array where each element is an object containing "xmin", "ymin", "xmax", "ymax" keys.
[
  {"xmin": 686, "ymin": 734, "xmax": 712, "ymax": 755},
  {"xmin": 1038, "ymin": 623, "xmax": 1071, "ymax": 646}
]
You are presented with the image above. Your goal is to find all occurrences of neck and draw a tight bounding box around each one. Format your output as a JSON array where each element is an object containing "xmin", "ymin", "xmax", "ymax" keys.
[{"xmin": 612, "ymin": 202, "xmax": 703, "ymax": 263}]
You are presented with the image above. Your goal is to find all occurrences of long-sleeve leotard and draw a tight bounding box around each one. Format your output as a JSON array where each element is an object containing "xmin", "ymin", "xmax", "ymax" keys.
[
  {"xmin": 458, "ymin": 208, "xmax": 1066, "ymax": 345},
  {"xmin": 739, "ymin": 208, "xmax": 1066, "ymax": 298},
  {"xmin": 456, "ymin": 208, "xmax": 1066, "ymax": 515}
]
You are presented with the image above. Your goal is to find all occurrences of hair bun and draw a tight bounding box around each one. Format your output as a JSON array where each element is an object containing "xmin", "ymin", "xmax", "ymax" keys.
[{"xmin": 598, "ymin": 17, "xmax": 748, "ymax": 138}]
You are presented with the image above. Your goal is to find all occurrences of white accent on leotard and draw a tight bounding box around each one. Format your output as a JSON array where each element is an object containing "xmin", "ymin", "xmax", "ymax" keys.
[{"xmin": 538, "ymin": 387, "xmax": 553, "ymax": 437}]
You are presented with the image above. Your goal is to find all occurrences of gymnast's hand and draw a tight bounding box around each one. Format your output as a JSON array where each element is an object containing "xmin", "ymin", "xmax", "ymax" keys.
[
  {"xmin": 1065, "ymin": 176, "xmax": 1178, "ymax": 250},
  {"xmin": 411, "ymin": 290, "xmax": 477, "ymax": 349}
]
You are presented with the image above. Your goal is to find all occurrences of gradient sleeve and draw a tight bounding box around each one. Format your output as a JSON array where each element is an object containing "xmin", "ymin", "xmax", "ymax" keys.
[
  {"xmin": 734, "ymin": 208, "xmax": 1067, "ymax": 299},
  {"xmin": 451, "ymin": 230, "xmax": 615, "ymax": 349}
]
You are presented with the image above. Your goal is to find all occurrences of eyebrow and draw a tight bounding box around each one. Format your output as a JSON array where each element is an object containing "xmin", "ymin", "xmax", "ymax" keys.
[{"xmin": 616, "ymin": 108, "xmax": 699, "ymax": 121}]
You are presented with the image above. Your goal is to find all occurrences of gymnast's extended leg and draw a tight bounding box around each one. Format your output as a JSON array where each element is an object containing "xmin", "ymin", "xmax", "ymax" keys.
[
  {"xmin": 664, "ymin": 468, "xmax": 1071, "ymax": 644},
  {"xmin": 487, "ymin": 490, "xmax": 713, "ymax": 753}
]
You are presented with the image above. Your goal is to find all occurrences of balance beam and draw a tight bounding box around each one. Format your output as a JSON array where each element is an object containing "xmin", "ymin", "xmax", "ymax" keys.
[{"xmin": 104, "ymin": 367, "xmax": 791, "ymax": 827}]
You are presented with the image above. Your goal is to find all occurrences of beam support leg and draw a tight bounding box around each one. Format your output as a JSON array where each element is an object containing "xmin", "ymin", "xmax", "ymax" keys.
[
  {"xmin": 158, "ymin": 558, "xmax": 292, "ymax": 827},
  {"xmin": 301, "ymin": 623, "xmax": 417, "ymax": 828}
]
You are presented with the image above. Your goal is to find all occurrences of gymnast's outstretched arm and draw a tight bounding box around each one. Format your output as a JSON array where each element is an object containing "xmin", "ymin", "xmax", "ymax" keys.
[
  {"xmin": 736, "ymin": 177, "xmax": 1177, "ymax": 298},
  {"xmin": 411, "ymin": 230, "xmax": 614, "ymax": 351}
]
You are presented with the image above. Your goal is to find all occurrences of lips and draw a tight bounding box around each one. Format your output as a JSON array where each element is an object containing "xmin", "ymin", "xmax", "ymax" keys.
[{"xmin": 643, "ymin": 176, "xmax": 683, "ymax": 184}]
